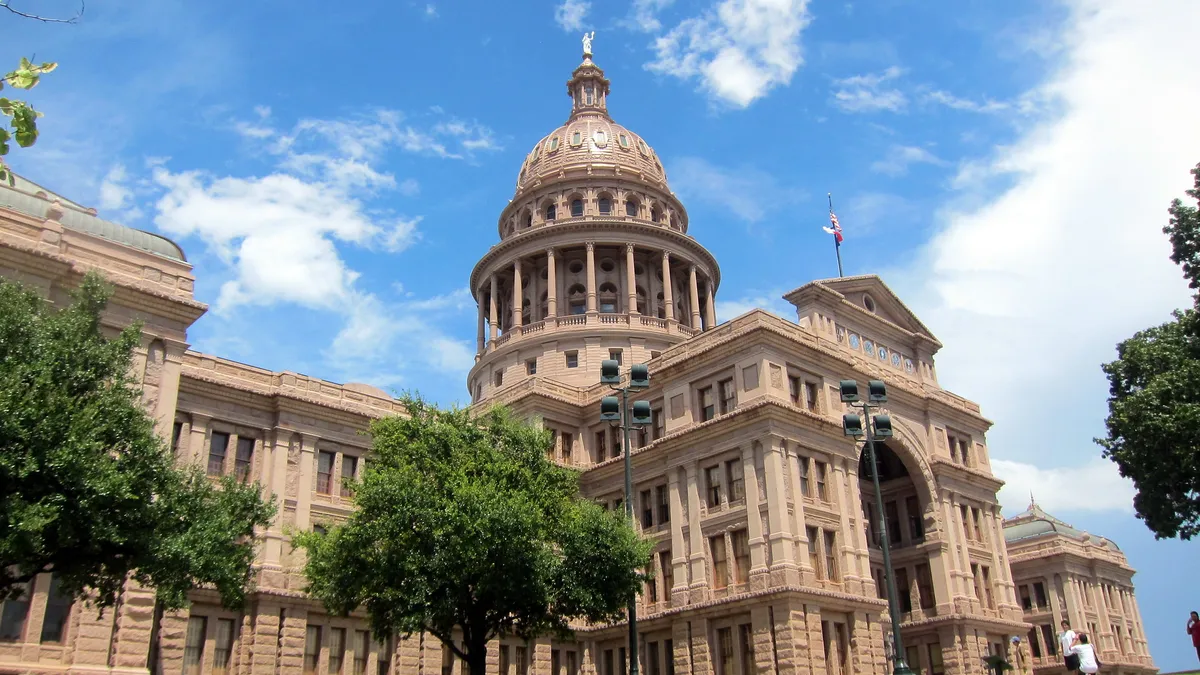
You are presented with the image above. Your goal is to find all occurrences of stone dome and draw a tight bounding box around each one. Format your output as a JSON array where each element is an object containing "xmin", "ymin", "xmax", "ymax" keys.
[{"xmin": 514, "ymin": 55, "xmax": 669, "ymax": 196}]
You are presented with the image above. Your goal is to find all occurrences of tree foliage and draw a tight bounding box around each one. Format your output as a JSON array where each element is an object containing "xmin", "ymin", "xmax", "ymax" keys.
[
  {"xmin": 1099, "ymin": 162, "xmax": 1200, "ymax": 540},
  {"xmin": 0, "ymin": 56, "xmax": 55, "ymax": 184},
  {"xmin": 296, "ymin": 397, "xmax": 652, "ymax": 675},
  {"xmin": 0, "ymin": 272, "xmax": 276, "ymax": 609}
]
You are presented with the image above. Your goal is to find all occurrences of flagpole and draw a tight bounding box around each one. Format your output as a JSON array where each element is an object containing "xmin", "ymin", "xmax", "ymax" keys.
[{"xmin": 828, "ymin": 193, "xmax": 843, "ymax": 278}]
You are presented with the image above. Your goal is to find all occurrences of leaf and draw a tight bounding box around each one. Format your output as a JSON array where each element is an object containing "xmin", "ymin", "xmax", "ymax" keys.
[{"xmin": 0, "ymin": 128, "xmax": 9, "ymax": 156}]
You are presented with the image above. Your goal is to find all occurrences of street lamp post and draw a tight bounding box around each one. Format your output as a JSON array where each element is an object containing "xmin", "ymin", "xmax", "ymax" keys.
[
  {"xmin": 840, "ymin": 379, "xmax": 915, "ymax": 675},
  {"xmin": 600, "ymin": 360, "xmax": 652, "ymax": 675}
]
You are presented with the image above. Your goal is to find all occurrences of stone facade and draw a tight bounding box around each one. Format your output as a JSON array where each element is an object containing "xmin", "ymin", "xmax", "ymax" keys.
[{"xmin": 0, "ymin": 47, "xmax": 1155, "ymax": 675}]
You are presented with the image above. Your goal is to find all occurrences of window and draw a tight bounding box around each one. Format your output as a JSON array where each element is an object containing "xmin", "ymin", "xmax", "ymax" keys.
[
  {"xmin": 609, "ymin": 349, "xmax": 623, "ymax": 365},
  {"xmin": 602, "ymin": 649, "xmax": 614, "ymax": 675},
  {"xmin": 905, "ymin": 647, "xmax": 921, "ymax": 675},
  {"xmin": 0, "ymin": 583, "xmax": 31, "ymax": 641},
  {"xmin": 341, "ymin": 456, "xmax": 358, "ymax": 498},
  {"xmin": 185, "ymin": 616, "xmax": 208, "ymax": 675},
  {"xmin": 208, "ymin": 431, "xmax": 229, "ymax": 476},
  {"xmin": 711, "ymin": 535, "xmax": 728, "ymax": 589},
  {"xmin": 595, "ymin": 431, "xmax": 608, "ymax": 461},
  {"xmin": 798, "ymin": 457, "xmax": 811, "ymax": 497},
  {"xmin": 719, "ymin": 378, "xmax": 735, "ymax": 414},
  {"xmin": 726, "ymin": 458, "xmax": 745, "ymax": 502},
  {"xmin": 567, "ymin": 651, "xmax": 579, "ymax": 675},
  {"xmin": 806, "ymin": 527, "xmax": 821, "ymax": 579},
  {"xmin": 599, "ymin": 198, "xmax": 612, "ymax": 215},
  {"xmin": 906, "ymin": 496, "xmax": 924, "ymax": 540},
  {"xmin": 804, "ymin": 381, "xmax": 820, "ymax": 412},
  {"xmin": 814, "ymin": 461, "xmax": 828, "ymax": 501},
  {"xmin": 443, "ymin": 645, "xmax": 456, "ymax": 675},
  {"xmin": 664, "ymin": 641, "xmax": 674, "ymax": 675},
  {"xmin": 516, "ymin": 646, "xmax": 528, "ymax": 675},
  {"xmin": 647, "ymin": 642, "xmax": 660, "ymax": 675},
  {"xmin": 652, "ymin": 407, "xmax": 664, "ymax": 440},
  {"xmin": 660, "ymin": 551, "xmax": 673, "ymax": 600},
  {"xmin": 610, "ymin": 427, "xmax": 623, "ymax": 456},
  {"xmin": 732, "ymin": 529, "xmax": 750, "ymax": 584},
  {"xmin": 717, "ymin": 628, "xmax": 734, "ymax": 675},
  {"xmin": 376, "ymin": 634, "xmax": 393, "ymax": 675},
  {"xmin": 500, "ymin": 646, "xmax": 510, "ymax": 675},
  {"xmin": 916, "ymin": 563, "xmax": 935, "ymax": 610},
  {"xmin": 584, "ymin": 86, "xmax": 594, "ymax": 105},
  {"xmin": 233, "ymin": 436, "xmax": 254, "ymax": 482},
  {"xmin": 656, "ymin": 485, "xmax": 669, "ymax": 524},
  {"xmin": 214, "ymin": 618, "xmax": 236, "ymax": 675},
  {"xmin": 329, "ymin": 627, "xmax": 346, "ymax": 674},
  {"xmin": 647, "ymin": 565, "xmax": 658, "ymax": 603},
  {"xmin": 172, "ymin": 421, "xmax": 185, "ymax": 455},
  {"xmin": 895, "ymin": 567, "xmax": 912, "ymax": 612},
  {"xmin": 626, "ymin": 200, "xmax": 638, "ymax": 217},
  {"xmin": 788, "ymin": 376, "xmax": 802, "ymax": 406},
  {"xmin": 973, "ymin": 507, "xmax": 985, "ymax": 542},
  {"xmin": 546, "ymin": 204, "xmax": 557, "ymax": 221},
  {"xmin": 317, "ymin": 450, "xmax": 335, "ymax": 494},
  {"xmin": 982, "ymin": 566, "xmax": 994, "ymax": 609},
  {"xmin": 571, "ymin": 199, "xmax": 584, "ymax": 217},
  {"xmin": 960, "ymin": 505, "xmax": 972, "ymax": 541},
  {"xmin": 619, "ymin": 648, "xmax": 627, "ymax": 675},
  {"xmin": 928, "ymin": 643, "xmax": 945, "ymax": 675},
  {"xmin": 561, "ymin": 432, "xmax": 573, "ymax": 462},
  {"xmin": 705, "ymin": 465, "xmax": 722, "ymax": 507},
  {"xmin": 738, "ymin": 624, "xmax": 754, "ymax": 675},
  {"xmin": 699, "ymin": 386, "xmax": 715, "ymax": 422},
  {"xmin": 39, "ymin": 575, "xmax": 72, "ymax": 643},
  {"xmin": 1033, "ymin": 581, "xmax": 1048, "ymax": 609},
  {"xmin": 1040, "ymin": 625, "xmax": 1058, "ymax": 657},
  {"xmin": 885, "ymin": 500, "xmax": 903, "ymax": 544},
  {"xmin": 572, "ymin": 131, "xmax": 582, "ymax": 145},
  {"xmin": 824, "ymin": 530, "xmax": 839, "ymax": 581},
  {"xmin": 947, "ymin": 432, "xmax": 971, "ymax": 466},
  {"xmin": 566, "ymin": 351, "xmax": 579, "ymax": 368},
  {"xmin": 1019, "ymin": 585, "xmax": 1032, "ymax": 611},
  {"xmin": 494, "ymin": 371, "xmax": 504, "ymax": 387},
  {"xmin": 641, "ymin": 490, "xmax": 653, "ymax": 528},
  {"xmin": 526, "ymin": 359, "xmax": 537, "ymax": 375}
]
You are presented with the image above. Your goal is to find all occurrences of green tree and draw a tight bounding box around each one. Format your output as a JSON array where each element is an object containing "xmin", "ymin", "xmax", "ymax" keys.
[
  {"xmin": 0, "ymin": 56, "xmax": 56, "ymax": 184},
  {"xmin": 296, "ymin": 398, "xmax": 651, "ymax": 675},
  {"xmin": 0, "ymin": 272, "xmax": 276, "ymax": 609},
  {"xmin": 1099, "ymin": 162, "xmax": 1200, "ymax": 540}
]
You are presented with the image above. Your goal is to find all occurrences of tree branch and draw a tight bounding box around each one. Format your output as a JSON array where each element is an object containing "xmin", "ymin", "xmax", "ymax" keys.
[{"xmin": 0, "ymin": 0, "xmax": 84, "ymax": 23}]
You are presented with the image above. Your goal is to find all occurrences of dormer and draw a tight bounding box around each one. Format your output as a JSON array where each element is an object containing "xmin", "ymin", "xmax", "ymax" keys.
[{"xmin": 782, "ymin": 274, "xmax": 943, "ymax": 384}]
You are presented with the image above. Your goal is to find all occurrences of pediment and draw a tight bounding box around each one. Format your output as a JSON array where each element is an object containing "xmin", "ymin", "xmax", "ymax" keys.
[{"xmin": 788, "ymin": 274, "xmax": 938, "ymax": 345}]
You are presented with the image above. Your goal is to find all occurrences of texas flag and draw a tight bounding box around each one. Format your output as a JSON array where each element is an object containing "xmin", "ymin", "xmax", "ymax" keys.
[{"xmin": 823, "ymin": 211, "xmax": 844, "ymax": 244}]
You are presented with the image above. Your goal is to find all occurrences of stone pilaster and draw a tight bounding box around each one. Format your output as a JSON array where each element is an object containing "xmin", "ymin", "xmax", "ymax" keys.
[
  {"xmin": 742, "ymin": 444, "xmax": 769, "ymax": 589},
  {"xmin": 685, "ymin": 463, "xmax": 708, "ymax": 602},
  {"xmin": 770, "ymin": 602, "xmax": 811, "ymax": 675},
  {"xmin": 763, "ymin": 436, "xmax": 799, "ymax": 586}
]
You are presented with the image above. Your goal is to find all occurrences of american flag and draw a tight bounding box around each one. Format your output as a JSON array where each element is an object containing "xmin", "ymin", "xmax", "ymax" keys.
[{"xmin": 823, "ymin": 211, "xmax": 844, "ymax": 244}]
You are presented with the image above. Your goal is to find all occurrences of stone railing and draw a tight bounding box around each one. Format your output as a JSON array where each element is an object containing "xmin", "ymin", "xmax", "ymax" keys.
[{"xmin": 482, "ymin": 313, "xmax": 701, "ymax": 354}]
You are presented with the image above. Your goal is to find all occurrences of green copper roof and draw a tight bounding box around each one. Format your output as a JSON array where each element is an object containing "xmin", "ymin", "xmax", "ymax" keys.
[
  {"xmin": 0, "ymin": 174, "xmax": 187, "ymax": 262},
  {"xmin": 1003, "ymin": 501, "xmax": 1119, "ymax": 550}
]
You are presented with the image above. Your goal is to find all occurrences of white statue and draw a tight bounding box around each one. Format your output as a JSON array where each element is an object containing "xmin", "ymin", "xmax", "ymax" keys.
[{"xmin": 582, "ymin": 31, "xmax": 595, "ymax": 56}]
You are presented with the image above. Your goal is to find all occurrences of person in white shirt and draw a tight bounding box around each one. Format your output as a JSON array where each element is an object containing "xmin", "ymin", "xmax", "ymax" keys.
[
  {"xmin": 1059, "ymin": 621, "xmax": 1079, "ymax": 671},
  {"xmin": 1070, "ymin": 633, "xmax": 1100, "ymax": 674}
]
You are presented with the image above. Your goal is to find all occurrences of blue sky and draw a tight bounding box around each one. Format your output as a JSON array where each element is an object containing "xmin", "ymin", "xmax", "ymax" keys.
[{"xmin": 8, "ymin": 0, "xmax": 1200, "ymax": 669}]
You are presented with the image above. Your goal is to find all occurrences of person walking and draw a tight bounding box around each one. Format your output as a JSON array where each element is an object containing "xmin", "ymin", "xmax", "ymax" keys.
[
  {"xmin": 1059, "ymin": 620, "xmax": 1079, "ymax": 672},
  {"xmin": 1187, "ymin": 611, "xmax": 1200, "ymax": 662},
  {"xmin": 1069, "ymin": 634, "xmax": 1100, "ymax": 675}
]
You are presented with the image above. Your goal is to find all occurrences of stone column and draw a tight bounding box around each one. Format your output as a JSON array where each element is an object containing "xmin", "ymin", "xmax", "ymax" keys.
[
  {"xmin": 705, "ymin": 278, "xmax": 716, "ymax": 330},
  {"xmin": 187, "ymin": 413, "xmax": 210, "ymax": 467},
  {"xmin": 742, "ymin": 445, "xmax": 767, "ymax": 586},
  {"xmin": 296, "ymin": 434, "xmax": 318, "ymax": 529},
  {"xmin": 512, "ymin": 260, "xmax": 523, "ymax": 328},
  {"xmin": 845, "ymin": 461, "xmax": 873, "ymax": 594},
  {"xmin": 832, "ymin": 456, "xmax": 863, "ymax": 593},
  {"xmin": 153, "ymin": 341, "xmax": 186, "ymax": 440},
  {"xmin": 668, "ymin": 469, "xmax": 687, "ymax": 603},
  {"xmin": 476, "ymin": 287, "xmax": 486, "ymax": 352},
  {"xmin": 546, "ymin": 249, "xmax": 558, "ymax": 319},
  {"xmin": 626, "ymin": 244, "xmax": 638, "ymax": 314},
  {"xmin": 489, "ymin": 274, "xmax": 499, "ymax": 341},
  {"xmin": 585, "ymin": 242, "xmax": 597, "ymax": 314},
  {"xmin": 786, "ymin": 448, "xmax": 815, "ymax": 584},
  {"xmin": 688, "ymin": 266, "xmax": 702, "ymax": 329},
  {"xmin": 661, "ymin": 251, "xmax": 675, "ymax": 321},
  {"xmin": 762, "ymin": 437, "xmax": 798, "ymax": 584},
  {"xmin": 685, "ymin": 463, "xmax": 708, "ymax": 600},
  {"xmin": 263, "ymin": 429, "xmax": 290, "ymax": 569}
]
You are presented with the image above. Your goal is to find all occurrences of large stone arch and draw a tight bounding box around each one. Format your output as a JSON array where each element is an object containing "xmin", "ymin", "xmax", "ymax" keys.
[{"xmin": 857, "ymin": 414, "xmax": 942, "ymax": 535}]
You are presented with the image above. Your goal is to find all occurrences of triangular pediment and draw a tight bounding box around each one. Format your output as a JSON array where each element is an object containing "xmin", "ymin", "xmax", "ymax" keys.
[{"xmin": 783, "ymin": 274, "xmax": 939, "ymax": 345}]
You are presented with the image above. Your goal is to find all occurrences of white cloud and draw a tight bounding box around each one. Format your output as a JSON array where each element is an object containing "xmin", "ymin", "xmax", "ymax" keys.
[
  {"xmin": 645, "ymin": 0, "xmax": 811, "ymax": 108},
  {"xmin": 424, "ymin": 3, "xmax": 438, "ymax": 18},
  {"xmin": 97, "ymin": 164, "xmax": 144, "ymax": 220},
  {"xmin": 668, "ymin": 156, "xmax": 803, "ymax": 223},
  {"xmin": 716, "ymin": 293, "xmax": 792, "ymax": 322},
  {"xmin": 831, "ymin": 66, "xmax": 906, "ymax": 112},
  {"xmin": 924, "ymin": 90, "xmax": 1010, "ymax": 114},
  {"xmin": 870, "ymin": 145, "xmax": 948, "ymax": 177},
  {"xmin": 624, "ymin": 0, "xmax": 675, "ymax": 32},
  {"xmin": 992, "ymin": 458, "xmax": 1135, "ymax": 515},
  {"xmin": 892, "ymin": 0, "xmax": 1200, "ymax": 513},
  {"xmin": 554, "ymin": 0, "xmax": 590, "ymax": 31}
]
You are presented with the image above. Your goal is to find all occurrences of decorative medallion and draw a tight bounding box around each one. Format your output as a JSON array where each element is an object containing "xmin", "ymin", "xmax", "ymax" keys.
[
  {"xmin": 849, "ymin": 333, "xmax": 860, "ymax": 349},
  {"xmin": 863, "ymin": 339, "xmax": 874, "ymax": 355},
  {"xmin": 891, "ymin": 352, "xmax": 902, "ymax": 367},
  {"xmin": 904, "ymin": 358, "xmax": 915, "ymax": 374},
  {"xmin": 878, "ymin": 346, "xmax": 888, "ymax": 361}
]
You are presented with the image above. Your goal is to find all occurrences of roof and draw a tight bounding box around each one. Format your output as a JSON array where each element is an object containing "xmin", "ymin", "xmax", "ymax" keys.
[
  {"xmin": 782, "ymin": 274, "xmax": 940, "ymax": 346},
  {"xmin": 0, "ymin": 173, "xmax": 187, "ymax": 262},
  {"xmin": 1002, "ymin": 500, "xmax": 1120, "ymax": 550}
]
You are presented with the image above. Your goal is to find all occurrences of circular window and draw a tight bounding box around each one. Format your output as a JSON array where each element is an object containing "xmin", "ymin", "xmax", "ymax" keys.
[
  {"xmin": 848, "ymin": 333, "xmax": 860, "ymax": 349},
  {"xmin": 568, "ymin": 260, "xmax": 584, "ymax": 274},
  {"xmin": 904, "ymin": 358, "xmax": 915, "ymax": 374},
  {"xmin": 863, "ymin": 294, "xmax": 877, "ymax": 313},
  {"xmin": 891, "ymin": 352, "xmax": 901, "ymax": 367},
  {"xmin": 634, "ymin": 263, "xmax": 645, "ymax": 275},
  {"xmin": 540, "ymin": 267, "xmax": 548, "ymax": 280},
  {"xmin": 877, "ymin": 346, "xmax": 887, "ymax": 361},
  {"xmin": 593, "ymin": 130, "xmax": 608, "ymax": 147},
  {"xmin": 863, "ymin": 339, "xmax": 875, "ymax": 355},
  {"xmin": 599, "ymin": 259, "xmax": 616, "ymax": 272}
]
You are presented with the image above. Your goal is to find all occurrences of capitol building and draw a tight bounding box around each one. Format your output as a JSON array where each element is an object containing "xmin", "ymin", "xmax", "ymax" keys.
[{"xmin": 0, "ymin": 45, "xmax": 1157, "ymax": 675}]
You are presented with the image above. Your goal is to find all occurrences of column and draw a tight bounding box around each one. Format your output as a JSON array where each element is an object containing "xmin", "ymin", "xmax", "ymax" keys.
[
  {"xmin": 844, "ymin": 461, "xmax": 873, "ymax": 593},
  {"xmin": 296, "ymin": 434, "xmax": 318, "ymax": 529},
  {"xmin": 742, "ymin": 445, "xmax": 767, "ymax": 585},
  {"xmin": 668, "ymin": 469, "xmax": 687, "ymax": 603},
  {"xmin": 685, "ymin": 463, "xmax": 707, "ymax": 599},
  {"xmin": 763, "ymin": 436, "xmax": 798, "ymax": 583},
  {"xmin": 786, "ymin": 449, "xmax": 815, "ymax": 583},
  {"xmin": 186, "ymin": 412, "xmax": 210, "ymax": 467},
  {"xmin": 264, "ymin": 430, "xmax": 290, "ymax": 568},
  {"xmin": 476, "ymin": 287, "xmax": 486, "ymax": 352},
  {"xmin": 705, "ymin": 278, "xmax": 716, "ymax": 330},
  {"xmin": 626, "ymin": 244, "xmax": 638, "ymax": 314},
  {"xmin": 489, "ymin": 274, "xmax": 499, "ymax": 341},
  {"xmin": 661, "ymin": 251, "xmax": 675, "ymax": 321},
  {"xmin": 585, "ymin": 242, "xmax": 597, "ymax": 314},
  {"xmin": 153, "ymin": 342, "xmax": 186, "ymax": 440},
  {"xmin": 512, "ymin": 259, "xmax": 523, "ymax": 328},
  {"xmin": 832, "ymin": 457, "xmax": 862, "ymax": 593},
  {"xmin": 546, "ymin": 249, "xmax": 558, "ymax": 318},
  {"xmin": 688, "ymin": 266, "xmax": 702, "ymax": 328}
]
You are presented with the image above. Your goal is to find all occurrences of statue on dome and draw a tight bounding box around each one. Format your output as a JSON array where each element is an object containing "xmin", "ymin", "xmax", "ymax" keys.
[{"xmin": 582, "ymin": 31, "xmax": 595, "ymax": 57}]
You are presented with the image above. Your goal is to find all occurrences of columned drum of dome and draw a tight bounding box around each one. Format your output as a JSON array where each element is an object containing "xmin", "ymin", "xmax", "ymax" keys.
[{"xmin": 468, "ymin": 49, "xmax": 720, "ymax": 401}]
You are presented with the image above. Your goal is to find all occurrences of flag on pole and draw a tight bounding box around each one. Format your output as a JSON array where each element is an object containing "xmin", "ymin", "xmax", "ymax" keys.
[{"xmin": 823, "ymin": 211, "xmax": 843, "ymax": 244}]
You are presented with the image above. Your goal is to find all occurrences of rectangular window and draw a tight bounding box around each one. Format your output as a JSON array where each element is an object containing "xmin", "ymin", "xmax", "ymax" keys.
[
  {"xmin": 0, "ymin": 583, "xmax": 30, "ymax": 642},
  {"xmin": 516, "ymin": 646, "xmax": 528, "ymax": 675},
  {"xmin": 500, "ymin": 645, "xmax": 510, "ymax": 675},
  {"xmin": 526, "ymin": 359, "xmax": 537, "ymax": 375},
  {"xmin": 329, "ymin": 627, "xmax": 346, "ymax": 674},
  {"xmin": 611, "ymin": 427, "xmax": 623, "ymax": 457},
  {"xmin": 814, "ymin": 461, "xmax": 828, "ymax": 501},
  {"xmin": 595, "ymin": 431, "xmax": 608, "ymax": 462},
  {"xmin": 609, "ymin": 349, "xmax": 623, "ymax": 365},
  {"xmin": 797, "ymin": 457, "xmax": 810, "ymax": 497},
  {"xmin": 806, "ymin": 527, "xmax": 821, "ymax": 580},
  {"xmin": 647, "ymin": 563, "xmax": 658, "ymax": 603},
  {"xmin": 727, "ymin": 458, "xmax": 745, "ymax": 502},
  {"xmin": 1028, "ymin": 628, "xmax": 1042, "ymax": 658},
  {"xmin": 641, "ymin": 489, "xmax": 654, "ymax": 528},
  {"xmin": 213, "ymin": 618, "xmax": 235, "ymax": 675},
  {"xmin": 895, "ymin": 567, "xmax": 912, "ymax": 613},
  {"xmin": 928, "ymin": 643, "xmax": 945, "ymax": 675},
  {"xmin": 960, "ymin": 505, "xmax": 972, "ymax": 541},
  {"xmin": 788, "ymin": 376, "xmax": 802, "ymax": 406},
  {"xmin": 353, "ymin": 631, "xmax": 370, "ymax": 675},
  {"xmin": 885, "ymin": 500, "xmax": 903, "ymax": 544},
  {"xmin": 377, "ymin": 635, "xmax": 393, "ymax": 675},
  {"xmin": 1040, "ymin": 625, "xmax": 1058, "ymax": 657},
  {"xmin": 304, "ymin": 625, "xmax": 322, "ymax": 675},
  {"xmin": 567, "ymin": 651, "xmax": 578, "ymax": 675},
  {"xmin": 208, "ymin": 431, "xmax": 229, "ymax": 476},
  {"xmin": 732, "ymin": 529, "xmax": 750, "ymax": 584},
  {"xmin": 602, "ymin": 649, "xmax": 613, "ymax": 675},
  {"xmin": 906, "ymin": 496, "xmax": 924, "ymax": 540},
  {"xmin": 804, "ymin": 380, "xmax": 819, "ymax": 413},
  {"xmin": 561, "ymin": 432, "xmax": 573, "ymax": 462},
  {"xmin": 656, "ymin": 485, "xmax": 669, "ymax": 524},
  {"xmin": 699, "ymin": 386, "xmax": 715, "ymax": 422},
  {"xmin": 711, "ymin": 535, "xmax": 728, "ymax": 589},
  {"xmin": 905, "ymin": 646, "xmax": 921, "ymax": 675},
  {"xmin": 340, "ymin": 455, "xmax": 358, "ymax": 497},
  {"xmin": 982, "ymin": 566, "xmax": 994, "ymax": 609},
  {"xmin": 660, "ymin": 550, "xmax": 673, "ymax": 601},
  {"xmin": 824, "ymin": 530, "xmax": 838, "ymax": 581},
  {"xmin": 566, "ymin": 351, "xmax": 579, "ymax": 368},
  {"xmin": 1019, "ymin": 585, "xmax": 1032, "ymax": 610},
  {"xmin": 664, "ymin": 640, "xmax": 675, "ymax": 675},
  {"xmin": 704, "ymin": 466, "xmax": 723, "ymax": 507},
  {"xmin": 619, "ymin": 648, "xmax": 627, "ymax": 675},
  {"xmin": 39, "ymin": 575, "xmax": 72, "ymax": 643},
  {"xmin": 652, "ymin": 407, "xmax": 664, "ymax": 440},
  {"xmin": 552, "ymin": 650, "xmax": 561, "ymax": 675},
  {"xmin": 916, "ymin": 563, "xmax": 936, "ymax": 610},
  {"xmin": 1033, "ymin": 581, "xmax": 1048, "ymax": 609},
  {"xmin": 972, "ymin": 507, "xmax": 984, "ymax": 541},
  {"xmin": 317, "ymin": 450, "xmax": 335, "ymax": 494},
  {"xmin": 234, "ymin": 436, "xmax": 255, "ymax": 482},
  {"xmin": 738, "ymin": 624, "xmax": 754, "ymax": 675},
  {"xmin": 717, "ymin": 627, "xmax": 734, "ymax": 675},
  {"xmin": 172, "ymin": 421, "xmax": 185, "ymax": 455},
  {"xmin": 648, "ymin": 642, "xmax": 661, "ymax": 675},
  {"xmin": 185, "ymin": 616, "xmax": 208, "ymax": 675},
  {"xmin": 719, "ymin": 379, "xmax": 735, "ymax": 414}
]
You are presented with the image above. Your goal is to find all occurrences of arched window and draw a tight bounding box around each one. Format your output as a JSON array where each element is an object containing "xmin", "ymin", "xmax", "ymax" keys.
[
  {"xmin": 524, "ymin": 212, "xmax": 533, "ymax": 229},
  {"xmin": 656, "ymin": 292, "xmax": 665, "ymax": 319},
  {"xmin": 571, "ymin": 199, "xmax": 584, "ymax": 217},
  {"xmin": 670, "ymin": 213, "xmax": 680, "ymax": 230},
  {"xmin": 539, "ymin": 292, "xmax": 548, "ymax": 318},
  {"xmin": 636, "ymin": 287, "xmax": 647, "ymax": 315},
  {"xmin": 625, "ymin": 199, "xmax": 638, "ymax": 217},
  {"xmin": 598, "ymin": 197, "xmax": 612, "ymax": 215},
  {"xmin": 651, "ymin": 206, "xmax": 663, "ymax": 223},
  {"xmin": 598, "ymin": 282, "xmax": 619, "ymax": 314},
  {"xmin": 567, "ymin": 284, "xmax": 587, "ymax": 315},
  {"xmin": 546, "ymin": 203, "xmax": 557, "ymax": 221}
]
